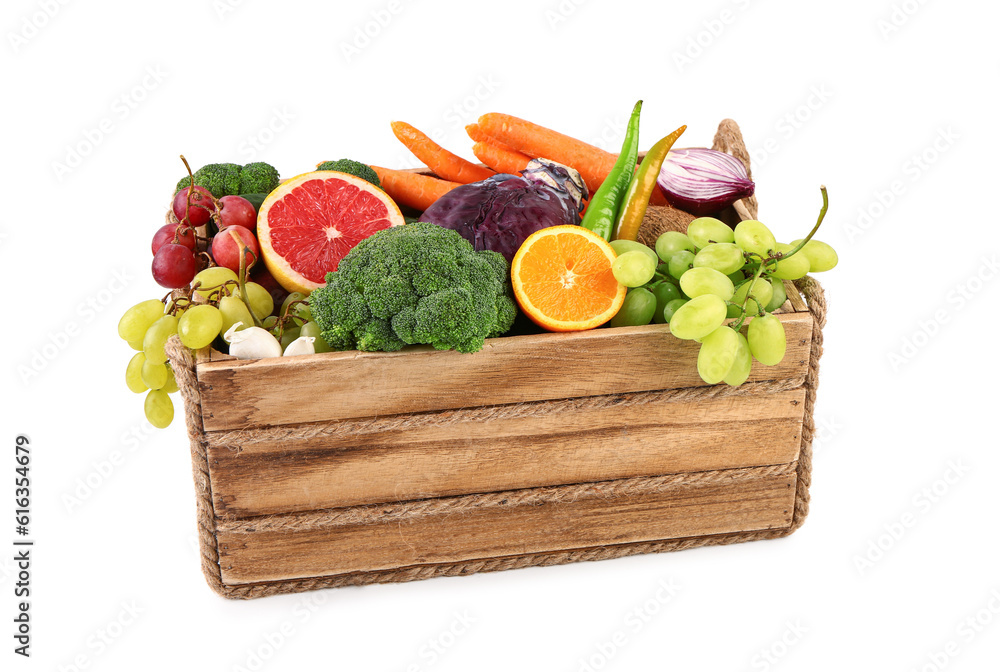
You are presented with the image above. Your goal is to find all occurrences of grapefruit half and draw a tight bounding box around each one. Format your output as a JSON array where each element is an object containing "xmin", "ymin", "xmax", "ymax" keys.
[{"xmin": 257, "ymin": 171, "xmax": 405, "ymax": 293}]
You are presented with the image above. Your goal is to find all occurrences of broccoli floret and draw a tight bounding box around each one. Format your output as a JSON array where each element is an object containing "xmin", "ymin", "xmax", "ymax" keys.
[
  {"xmin": 240, "ymin": 162, "xmax": 280, "ymax": 194},
  {"xmin": 174, "ymin": 162, "xmax": 279, "ymax": 197},
  {"xmin": 316, "ymin": 159, "xmax": 380, "ymax": 188},
  {"xmin": 310, "ymin": 222, "xmax": 517, "ymax": 353}
]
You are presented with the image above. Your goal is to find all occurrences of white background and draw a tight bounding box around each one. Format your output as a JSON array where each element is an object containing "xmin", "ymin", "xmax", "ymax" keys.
[{"xmin": 2, "ymin": 0, "xmax": 998, "ymax": 669}]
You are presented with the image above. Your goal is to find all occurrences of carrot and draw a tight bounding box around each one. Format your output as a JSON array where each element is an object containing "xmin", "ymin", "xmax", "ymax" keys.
[
  {"xmin": 465, "ymin": 123, "xmax": 521, "ymax": 153},
  {"xmin": 471, "ymin": 142, "xmax": 532, "ymax": 175},
  {"xmin": 391, "ymin": 121, "xmax": 495, "ymax": 184},
  {"xmin": 371, "ymin": 166, "xmax": 461, "ymax": 212},
  {"xmin": 476, "ymin": 113, "xmax": 618, "ymax": 194}
]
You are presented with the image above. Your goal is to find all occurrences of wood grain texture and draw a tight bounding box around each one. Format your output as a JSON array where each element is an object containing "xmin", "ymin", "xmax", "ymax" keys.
[
  {"xmin": 197, "ymin": 313, "xmax": 812, "ymax": 431},
  {"xmin": 217, "ymin": 469, "xmax": 797, "ymax": 584},
  {"xmin": 207, "ymin": 388, "xmax": 805, "ymax": 516}
]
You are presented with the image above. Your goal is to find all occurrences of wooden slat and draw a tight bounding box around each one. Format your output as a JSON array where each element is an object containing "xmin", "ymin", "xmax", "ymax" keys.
[
  {"xmin": 208, "ymin": 388, "xmax": 805, "ymax": 516},
  {"xmin": 197, "ymin": 313, "xmax": 812, "ymax": 431},
  {"xmin": 217, "ymin": 469, "xmax": 796, "ymax": 584}
]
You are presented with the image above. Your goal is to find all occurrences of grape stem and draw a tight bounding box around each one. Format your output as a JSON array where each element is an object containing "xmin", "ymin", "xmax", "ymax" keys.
[
  {"xmin": 776, "ymin": 185, "xmax": 828, "ymax": 262},
  {"xmin": 234, "ymin": 233, "xmax": 262, "ymax": 328}
]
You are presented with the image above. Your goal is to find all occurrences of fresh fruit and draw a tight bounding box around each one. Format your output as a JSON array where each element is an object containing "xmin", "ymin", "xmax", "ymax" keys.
[
  {"xmin": 151, "ymin": 243, "xmax": 198, "ymax": 289},
  {"xmin": 679, "ymin": 267, "xmax": 735, "ymax": 301},
  {"xmin": 698, "ymin": 326, "xmax": 740, "ymax": 385},
  {"xmin": 687, "ymin": 217, "xmax": 735, "ymax": 248},
  {"xmin": 662, "ymin": 298, "xmax": 687, "ymax": 323},
  {"xmin": 772, "ymin": 243, "xmax": 810, "ymax": 280},
  {"xmin": 667, "ymin": 250, "xmax": 695, "ymax": 280},
  {"xmin": 192, "ymin": 267, "xmax": 238, "ymax": 301},
  {"xmin": 151, "ymin": 223, "xmax": 196, "ymax": 255},
  {"xmin": 655, "ymin": 231, "xmax": 695, "ymax": 261},
  {"xmin": 140, "ymin": 359, "xmax": 169, "ymax": 390},
  {"xmin": 668, "ymin": 294, "xmax": 727, "ymax": 340},
  {"xmin": 144, "ymin": 390, "xmax": 174, "ymax": 428},
  {"xmin": 747, "ymin": 314, "xmax": 786, "ymax": 366},
  {"xmin": 257, "ymin": 171, "xmax": 406, "ymax": 294},
  {"xmin": 693, "ymin": 243, "xmax": 744, "ymax": 275},
  {"xmin": 216, "ymin": 195, "xmax": 257, "ymax": 230},
  {"xmin": 212, "ymin": 225, "xmax": 260, "ymax": 275},
  {"xmin": 177, "ymin": 304, "xmax": 224, "ymax": 350},
  {"xmin": 143, "ymin": 314, "xmax": 179, "ymax": 365},
  {"xmin": 510, "ymin": 225, "xmax": 626, "ymax": 332},
  {"xmin": 650, "ymin": 282, "xmax": 682, "ymax": 324},
  {"xmin": 219, "ymin": 295, "xmax": 254, "ymax": 335},
  {"xmin": 172, "ymin": 185, "xmax": 215, "ymax": 227},
  {"xmin": 118, "ymin": 299, "xmax": 166, "ymax": 343},
  {"xmin": 125, "ymin": 353, "xmax": 147, "ymax": 393},
  {"xmin": 723, "ymin": 333, "xmax": 753, "ymax": 386},
  {"xmin": 233, "ymin": 282, "xmax": 274, "ymax": 320},
  {"xmin": 611, "ymin": 250, "xmax": 656, "ymax": 288},
  {"xmin": 734, "ymin": 220, "xmax": 777, "ymax": 257},
  {"xmin": 609, "ymin": 288, "xmax": 657, "ymax": 327},
  {"xmin": 790, "ymin": 238, "xmax": 838, "ymax": 272}
]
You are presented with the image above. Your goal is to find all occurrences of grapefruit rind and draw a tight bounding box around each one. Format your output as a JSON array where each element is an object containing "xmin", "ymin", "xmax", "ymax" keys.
[
  {"xmin": 258, "ymin": 170, "xmax": 404, "ymax": 294},
  {"xmin": 511, "ymin": 225, "xmax": 626, "ymax": 332}
]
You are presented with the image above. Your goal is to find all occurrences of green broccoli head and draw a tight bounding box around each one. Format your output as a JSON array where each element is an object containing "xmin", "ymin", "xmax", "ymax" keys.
[
  {"xmin": 316, "ymin": 159, "xmax": 380, "ymax": 188},
  {"xmin": 174, "ymin": 162, "xmax": 279, "ymax": 197},
  {"xmin": 310, "ymin": 222, "xmax": 517, "ymax": 353},
  {"xmin": 239, "ymin": 162, "xmax": 280, "ymax": 194}
]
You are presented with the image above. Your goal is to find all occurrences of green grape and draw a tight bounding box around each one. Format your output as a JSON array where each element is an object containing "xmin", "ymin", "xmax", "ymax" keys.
[
  {"xmin": 127, "ymin": 337, "xmax": 145, "ymax": 351},
  {"xmin": 140, "ymin": 360, "xmax": 168, "ymax": 390},
  {"xmin": 747, "ymin": 314, "xmax": 786, "ymax": 365},
  {"xmin": 698, "ymin": 326, "xmax": 740, "ymax": 384},
  {"xmin": 261, "ymin": 315, "xmax": 279, "ymax": 330},
  {"xmin": 727, "ymin": 269, "xmax": 747, "ymax": 285},
  {"xmin": 668, "ymin": 294, "xmax": 727, "ymax": 340},
  {"xmin": 765, "ymin": 278, "xmax": 788, "ymax": 312},
  {"xmin": 679, "ymin": 267, "xmax": 735, "ymax": 301},
  {"xmin": 295, "ymin": 304, "xmax": 313, "ymax": 323},
  {"xmin": 219, "ymin": 295, "xmax": 254, "ymax": 335},
  {"xmin": 723, "ymin": 333, "xmax": 753, "ymax": 386},
  {"xmin": 655, "ymin": 232, "xmax": 696, "ymax": 262},
  {"xmin": 790, "ymin": 238, "xmax": 838, "ymax": 272},
  {"xmin": 726, "ymin": 302, "xmax": 742, "ymax": 318},
  {"xmin": 234, "ymin": 282, "xmax": 274, "ymax": 320},
  {"xmin": 280, "ymin": 326, "xmax": 302, "ymax": 350},
  {"xmin": 609, "ymin": 288, "xmax": 657, "ymax": 327},
  {"xmin": 733, "ymin": 277, "xmax": 773, "ymax": 311},
  {"xmin": 687, "ymin": 217, "xmax": 735, "ymax": 248},
  {"xmin": 611, "ymin": 239, "xmax": 659, "ymax": 267},
  {"xmin": 144, "ymin": 390, "xmax": 174, "ymax": 429},
  {"xmin": 178, "ymin": 304, "xmax": 224, "ymax": 350},
  {"xmin": 161, "ymin": 365, "xmax": 179, "ymax": 394},
  {"xmin": 693, "ymin": 243, "xmax": 745, "ymax": 275},
  {"xmin": 650, "ymin": 282, "xmax": 682, "ymax": 324},
  {"xmin": 192, "ymin": 267, "xmax": 239, "ymax": 301},
  {"xmin": 125, "ymin": 352, "xmax": 147, "ymax": 393},
  {"xmin": 662, "ymin": 298, "xmax": 688, "ymax": 323},
  {"xmin": 656, "ymin": 264, "xmax": 678, "ymax": 284},
  {"xmin": 612, "ymin": 251, "xmax": 656, "ymax": 288},
  {"xmin": 734, "ymin": 220, "xmax": 776, "ymax": 256},
  {"xmin": 281, "ymin": 291, "xmax": 307, "ymax": 318},
  {"xmin": 118, "ymin": 299, "xmax": 166, "ymax": 343},
  {"xmin": 143, "ymin": 314, "xmax": 179, "ymax": 365},
  {"xmin": 771, "ymin": 243, "xmax": 810, "ymax": 280},
  {"xmin": 300, "ymin": 321, "xmax": 332, "ymax": 353},
  {"xmin": 667, "ymin": 250, "xmax": 695, "ymax": 280}
]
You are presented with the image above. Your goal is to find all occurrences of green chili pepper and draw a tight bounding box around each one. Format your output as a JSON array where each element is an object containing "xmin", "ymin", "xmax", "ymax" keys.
[
  {"xmin": 580, "ymin": 100, "xmax": 643, "ymax": 241},
  {"xmin": 613, "ymin": 124, "xmax": 686, "ymax": 242}
]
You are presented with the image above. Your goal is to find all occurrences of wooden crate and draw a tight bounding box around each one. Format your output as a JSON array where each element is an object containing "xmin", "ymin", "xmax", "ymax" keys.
[{"xmin": 165, "ymin": 120, "xmax": 826, "ymax": 599}]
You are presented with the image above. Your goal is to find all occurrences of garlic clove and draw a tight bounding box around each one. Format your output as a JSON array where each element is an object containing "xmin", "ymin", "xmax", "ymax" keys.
[
  {"xmin": 283, "ymin": 336, "xmax": 316, "ymax": 357},
  {"xmin": 224, "ymin": 322, "xmax": 283, "ymax": 360}
]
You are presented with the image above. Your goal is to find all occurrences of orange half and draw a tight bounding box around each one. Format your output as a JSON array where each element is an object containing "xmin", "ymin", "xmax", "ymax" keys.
[{"xmin": 511, "ymin": 225, "xmax": 626, "ymax": 332}]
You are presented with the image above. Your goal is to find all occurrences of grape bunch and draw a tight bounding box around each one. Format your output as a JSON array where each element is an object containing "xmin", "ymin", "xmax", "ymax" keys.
[{"xmin": 609, "ymin": 188, "xmax": 837, "ymax": 385}]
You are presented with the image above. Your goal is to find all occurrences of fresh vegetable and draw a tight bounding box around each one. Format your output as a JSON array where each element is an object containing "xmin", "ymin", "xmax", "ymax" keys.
[
  {"xmin": 613, "ymin": 125, "xmax": 687, "ymax": 241},
  {"xmin": 309, "ymin": 222, "xmax": 517, "ymax": 353},
  {"xmin": 370, "ymin": 166, "xmax": 461, "ymax": 212},
  {"xmin": 421, "ymin": 158, "xmax": 586, "ymax": 262},
  {"xmin": 471, "ymin": 141, "xmax": 532, "ymax": 175},
  {"xmin": 224, "ymin": 322, "xmax": 283, "ymax": 360},
  {"xmin": 391, "ymin": 121, "xmax": 495, "ymax": 184},
  {"xmin": 510, "ymin": 225, "xmax": 626, "ymax": 332},
  {"xmin": 283, "ymin": 336, "xmax": 316, "ymax": 356},
  {"xmin": 316, "ymin": 159, "xmax": 381, "ymax": 187},
  {"xmin": 476, "ymin": 112, "xmax": 617, "ymax": 194},
  {"xmin": 175, "ymin": 162, "xmax": 279, "ymax": 198},
  {"xmin": 581, "ymin": 101, "xmax": 642, "ymax": 241},
  {"xmin": 656, "ymin": 148, "xmax": 755, "ymax": 216},
  {"xmin": 258, "ymin": 171, "xmax": 406, "ymax": 294}
]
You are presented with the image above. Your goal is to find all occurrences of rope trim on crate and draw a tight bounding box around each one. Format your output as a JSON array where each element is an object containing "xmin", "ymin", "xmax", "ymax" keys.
[
  {"xmin": 207, "ymin": 374, "xmax": 807, "ymax": 449},
  {"xmin": 217, "ymin": 461, "xmax": 798, "ymax": 534},
  {"xmin": 165, "ymin": 118, "xmax": 827, "ymax": 600}
]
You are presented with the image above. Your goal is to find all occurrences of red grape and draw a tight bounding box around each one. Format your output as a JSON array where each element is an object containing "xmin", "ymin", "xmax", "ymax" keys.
[
  {"xmin": 152, "ymin": 244, "xmax": 198, "ymax": 288},
  {"xmin": 151, "ymin": 223, "xmax": 197, "ymax": 255},
  {"xmin": 172, "ymin": 186, "xmax": 215, "ymax": 227},
  {"xmin": 212, "ymin": 225, "xmax": 259, "ymax": 275},
  {"xmin": 217, "ymin": 195, "xmax": 257, "ymax": 231}
]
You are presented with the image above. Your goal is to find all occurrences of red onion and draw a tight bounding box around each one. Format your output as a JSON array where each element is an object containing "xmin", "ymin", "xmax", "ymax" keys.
[{"xmin": 656, "ymin": 148, "xmax": 755, "ymax": 216}]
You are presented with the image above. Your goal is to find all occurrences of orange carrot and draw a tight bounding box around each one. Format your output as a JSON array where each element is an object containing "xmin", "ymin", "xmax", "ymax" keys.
[
  {"xmin": 471, "ymin": 142, "xmax": 532, "ymax": 176},
  {"xmin": 476, "ymin": 113, "xmax": 618, "ymax": 193},
  {"xmin": 371, "ymin": 166, "xmax": 461, "ymax": 212},
  {"xmin": 391, "ymin": 121, "xmax": 495, "ymax": 184},
  {"xmin": 465, "ymin": 123, "xmax": 521, "ymax": 153}
]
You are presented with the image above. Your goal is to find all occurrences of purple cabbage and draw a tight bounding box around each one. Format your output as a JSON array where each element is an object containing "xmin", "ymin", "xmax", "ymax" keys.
[{"xmin": 421, "ymin": 159, "xmax": 587, "ymax": 262}]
